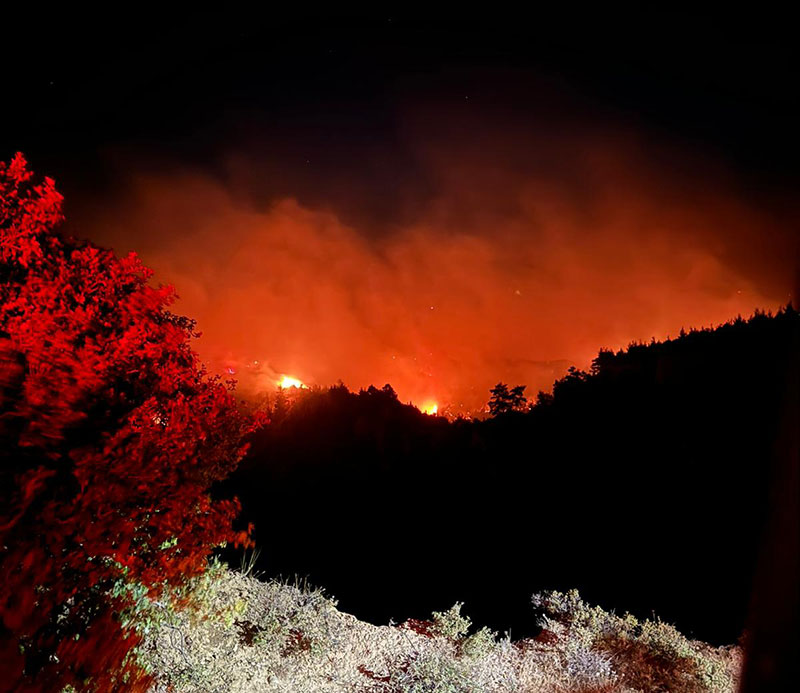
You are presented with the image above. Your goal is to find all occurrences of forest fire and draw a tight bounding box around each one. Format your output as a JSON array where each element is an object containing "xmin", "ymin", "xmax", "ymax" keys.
[
  {"xmin": 2, "ymin": 13, "xmax": 797, "ymax": 691},
  {"xmin": 80, "ymin": 129, "xmax": 794, "ymax": 412},
  {"xmin": 278, "ymin": 375, "xmax": 305, "ymax": 389}
]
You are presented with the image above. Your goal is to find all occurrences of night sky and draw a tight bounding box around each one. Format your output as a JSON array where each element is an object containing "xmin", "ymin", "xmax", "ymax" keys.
[
  {"xmin": 6, "ymin": 12, "xmax": 798, "ymax": 183},
  {"xmin": 2, "ymin": 10, "xmax": 797, "ymax": 408}
]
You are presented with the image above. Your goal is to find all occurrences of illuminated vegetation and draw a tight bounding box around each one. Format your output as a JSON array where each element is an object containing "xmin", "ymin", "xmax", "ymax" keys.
[
  {"xmin": 0, "ymin": 155, "xmax": 259, "ymax": 691},
  {"xmin": 137, "ymin": 564, "xmax": 742, "ymax": 692}
]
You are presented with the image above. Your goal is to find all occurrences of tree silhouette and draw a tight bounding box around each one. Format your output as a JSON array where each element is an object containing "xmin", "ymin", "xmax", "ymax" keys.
[
  {"xmin": 488, "ymin": 382, "xmax": 528, "ymax": 416},
  {"xmin": 226, "ymin": 306, "xmax": 797, "ymax": 650},
  {"xmin": 551, "ymin": 366, "xmax": 590, "ymax": 401},
  {"xmin": 0, "ymin": 154, "xmax": 258, "ymax": 692}
]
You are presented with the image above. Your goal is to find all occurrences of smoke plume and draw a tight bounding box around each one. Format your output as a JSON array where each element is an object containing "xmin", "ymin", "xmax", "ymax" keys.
[{"xmin": 76, "ymin": 99, "xmax": 795, "ymax": 413}]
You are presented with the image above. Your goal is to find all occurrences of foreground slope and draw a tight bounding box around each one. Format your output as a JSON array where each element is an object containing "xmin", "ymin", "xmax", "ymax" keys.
[{"xmin": 141, "ymin": 564, "xmax": 741, "ymax": 693}]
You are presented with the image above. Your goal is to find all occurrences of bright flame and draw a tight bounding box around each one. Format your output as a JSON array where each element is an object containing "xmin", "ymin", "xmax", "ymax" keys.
[
  {"xmin": 278, "ymin": 375, "xmax": 305, "ymax": 389},
  {"xmin": 420, "ymin": 402, "xmax": 438, "ymax": 415}
]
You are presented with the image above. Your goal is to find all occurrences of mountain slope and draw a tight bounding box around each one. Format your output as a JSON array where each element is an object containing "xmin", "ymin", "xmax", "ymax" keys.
[{"xmin": 217, "ymin": 306, "xmax": 798, "ymax": 645}]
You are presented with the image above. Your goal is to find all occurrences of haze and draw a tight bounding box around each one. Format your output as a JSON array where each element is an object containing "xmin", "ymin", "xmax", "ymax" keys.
[{"xmin": 77, "ymin": 93, "xmax": 795, "ymax": 413}]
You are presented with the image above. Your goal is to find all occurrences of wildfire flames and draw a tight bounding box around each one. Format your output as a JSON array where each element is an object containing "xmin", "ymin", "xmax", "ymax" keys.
[{"xmin": 278, "ymin": 375, "xmax": 305, "ymax": 390}]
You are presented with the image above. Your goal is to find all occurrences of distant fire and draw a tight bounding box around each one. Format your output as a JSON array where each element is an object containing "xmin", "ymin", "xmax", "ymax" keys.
[
  {"xmin": 278, "ymin": 375, "xmax": 305, "ymax": 389},
  {"xmin": 86, "ymin": 131, "xmax": 792, "ymax": 415}
]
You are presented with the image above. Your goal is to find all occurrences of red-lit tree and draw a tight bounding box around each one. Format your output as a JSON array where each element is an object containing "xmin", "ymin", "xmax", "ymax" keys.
[{"xmin": 0, "ymin": 154, "xmax": 257, "ymax": 692}]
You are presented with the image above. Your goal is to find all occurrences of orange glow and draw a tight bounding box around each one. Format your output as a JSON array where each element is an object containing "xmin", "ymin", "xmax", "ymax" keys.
[
  {"xmin": 83, "ymin": 120, "xmax": 795, "ymax": 413},
  {"xmin": 278, "ymin": 375, "xmax": 305, "ymax": 389},
  {"xmin": 420, "ymin": 402, "xmax": 438, "ymax": 415}
]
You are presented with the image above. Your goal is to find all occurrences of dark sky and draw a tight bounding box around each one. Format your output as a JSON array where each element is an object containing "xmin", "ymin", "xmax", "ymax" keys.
[
  {"xmin": 4, "ymin": 10, "xmax": 797, "ymax": 189},
  {"xmin": 2, "ymin": 10, "xmax": 797, "ymax": 408}
]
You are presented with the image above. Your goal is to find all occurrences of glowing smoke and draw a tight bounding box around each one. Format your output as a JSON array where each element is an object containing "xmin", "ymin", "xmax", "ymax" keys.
[{"xmin": 76, "ymin": 109, "xmax": 795, "ymax": 413}]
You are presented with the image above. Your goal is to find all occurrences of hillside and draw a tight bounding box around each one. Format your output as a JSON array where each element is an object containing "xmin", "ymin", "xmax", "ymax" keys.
[
  {"xmin": 140, "ymin": 562, "xmax": 742, "ymax": 693},
  {"xmin": 218, "ymin": 307, "xmax": 798, "ymax": 646}
]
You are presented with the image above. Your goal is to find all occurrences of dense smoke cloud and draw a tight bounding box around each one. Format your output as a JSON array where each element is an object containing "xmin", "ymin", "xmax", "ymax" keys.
[{"xmin": 77, "ymin": 103, "xmax": 794, "ymax": 413}]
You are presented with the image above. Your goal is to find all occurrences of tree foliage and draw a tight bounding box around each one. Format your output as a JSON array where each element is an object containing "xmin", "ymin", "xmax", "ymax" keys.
[
  {"xmin": 487, "ymin": 382, "xmax": 528, "ymax": 416},
  {"xmin": 0, "ymin": 154, "xmax": 257, "ymax": 692}
]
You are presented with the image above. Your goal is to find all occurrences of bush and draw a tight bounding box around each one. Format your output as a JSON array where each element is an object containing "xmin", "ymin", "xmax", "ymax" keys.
[
  {"xmin": 430, "ymin": 603, "xmax": 471, "ymax": 640},
  {"xmin": 532, "ymin": 589, "xmax": 737, "ymax": 692},
  {"xmin": 0, "ymin": 154, "xmax": 259, "ymax": 692}
]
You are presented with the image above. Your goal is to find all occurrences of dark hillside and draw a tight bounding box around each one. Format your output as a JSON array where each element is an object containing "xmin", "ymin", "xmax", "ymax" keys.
[{"xmin": 217, "ymin": 307, "xmax": 798, "ymax": 646}]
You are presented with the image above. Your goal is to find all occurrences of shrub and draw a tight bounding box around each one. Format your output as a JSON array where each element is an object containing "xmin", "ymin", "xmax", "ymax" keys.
[
  {"xmin": 431, "ymin": 603, "xmax": 471, "ymax": 640},
  {"xmin": 532, "ymin": 589, "xmax": 737, "ymax": 692},
  {"xmin": 0, "ymin": 154, "xmax": 259, "ymax": 692}
]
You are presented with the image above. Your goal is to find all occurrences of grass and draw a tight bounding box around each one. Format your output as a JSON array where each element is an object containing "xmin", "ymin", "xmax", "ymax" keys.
[{"xmin": 135, "ymin": 564, "xmax": 742, "ymax": 692}]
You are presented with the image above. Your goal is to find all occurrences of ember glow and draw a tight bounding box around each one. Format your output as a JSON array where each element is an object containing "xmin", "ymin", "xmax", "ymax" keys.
[{"xmin": 420, "ymin": 403, "xmax": 439, "ymax": 416}]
